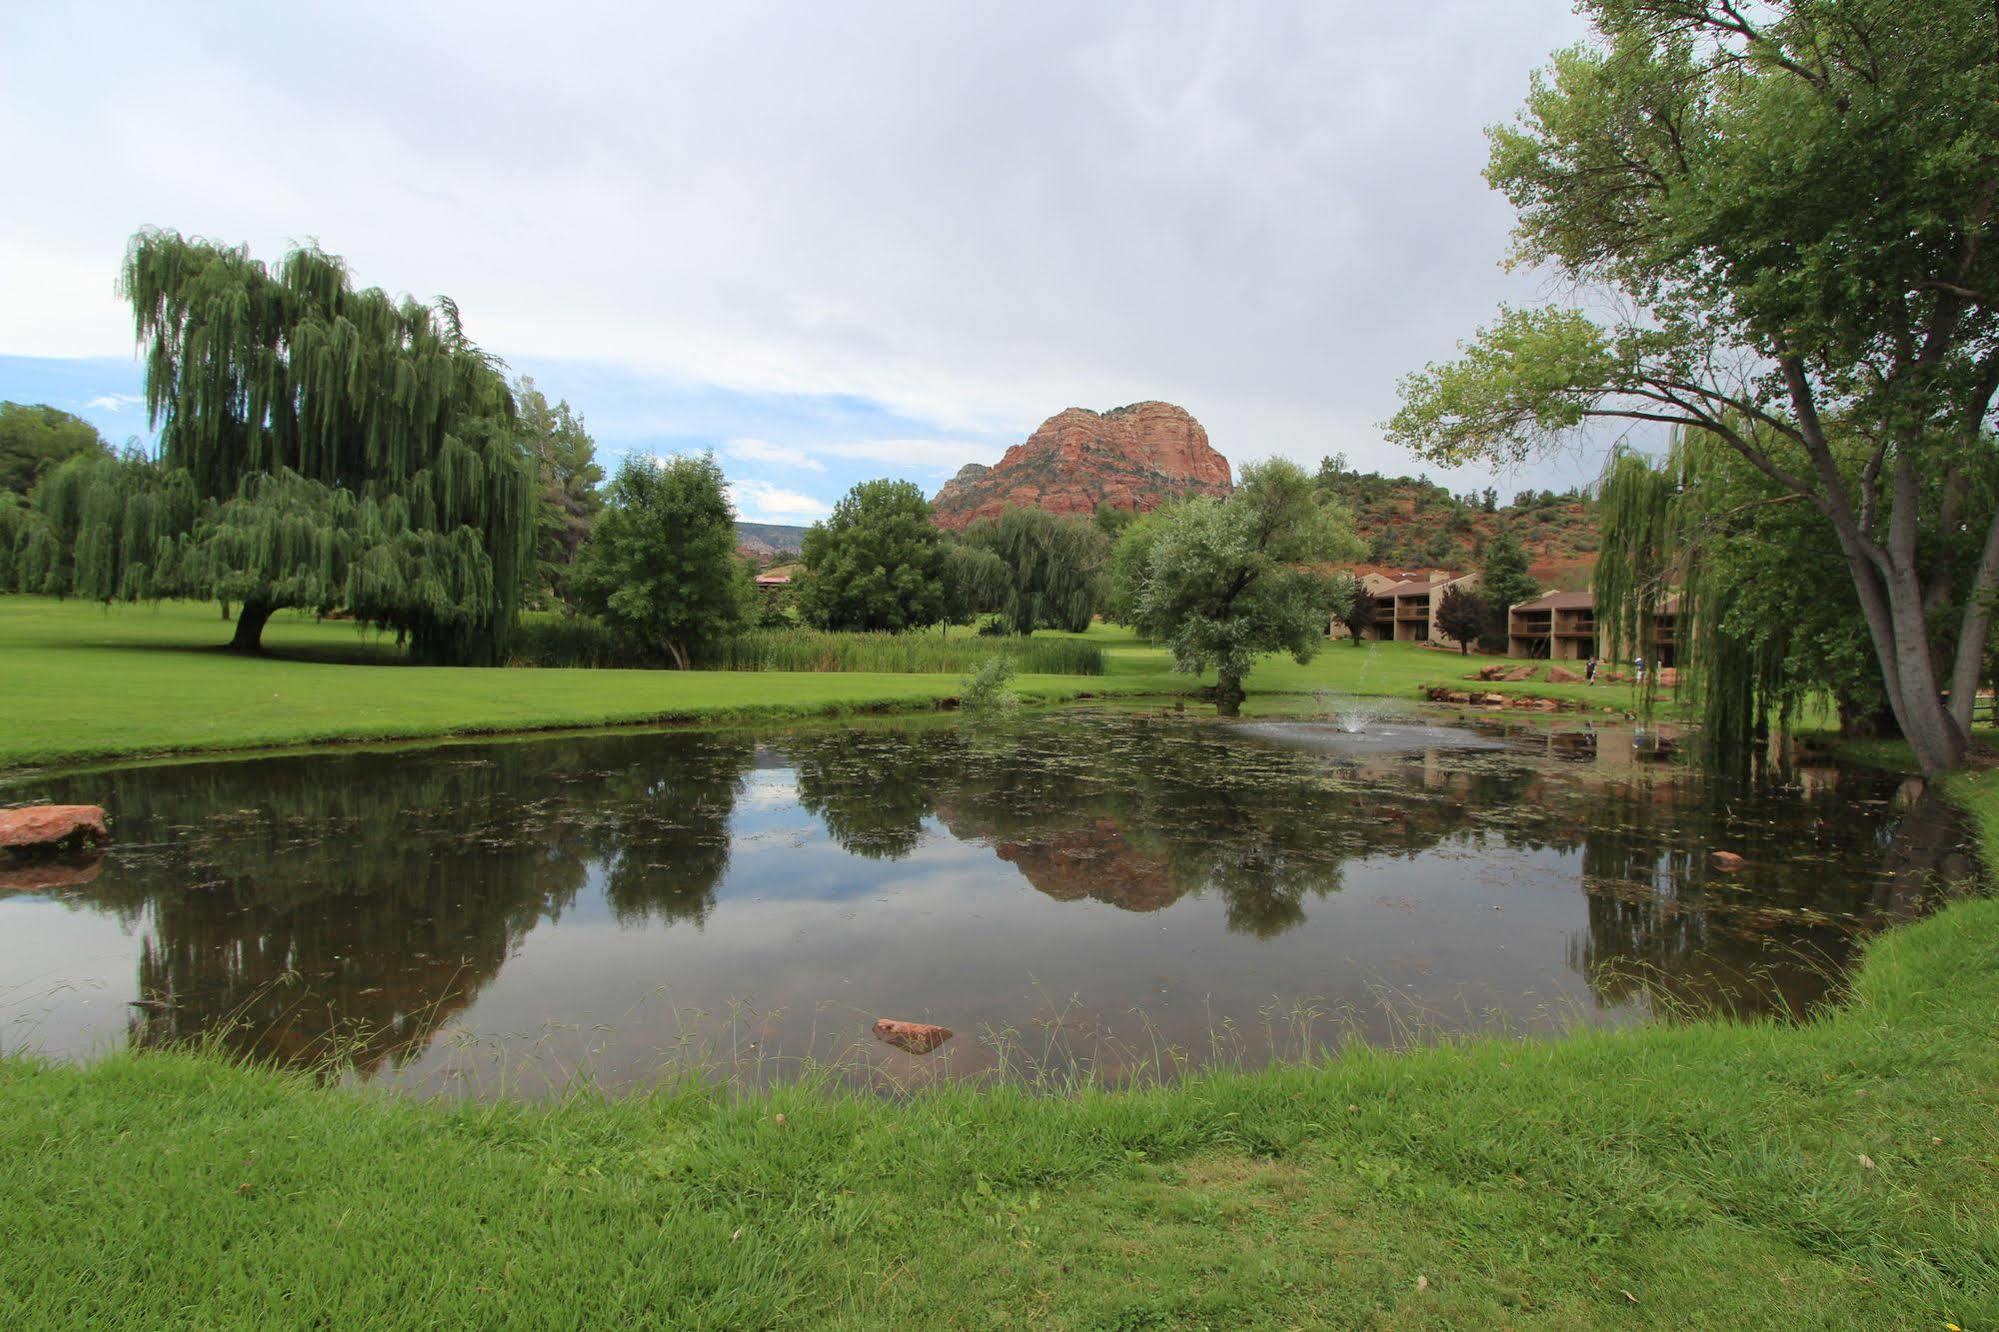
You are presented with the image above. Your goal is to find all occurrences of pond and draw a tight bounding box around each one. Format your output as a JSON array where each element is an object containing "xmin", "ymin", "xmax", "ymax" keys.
[{"xmin": 0, "ymin": 709, "xmax": 1976, "ymax": 1095}]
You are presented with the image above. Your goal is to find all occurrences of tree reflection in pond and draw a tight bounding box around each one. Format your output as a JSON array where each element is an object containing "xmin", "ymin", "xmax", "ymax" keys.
[{"xmin": 0, "ymin": 713, "xmax": 1976, "ymax": 1089}]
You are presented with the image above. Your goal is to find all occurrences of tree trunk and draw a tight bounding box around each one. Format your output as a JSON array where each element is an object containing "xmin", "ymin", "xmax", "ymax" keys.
[
  {"xmin": 1215, "ymin": 668, "xmax": 1246, "ymax": 717},
  {"xmin": 229, "ymin": 600, "xmax": 272, "ymax": 654},
  {"xmin": 664, "ymin": 640, "xmax": 690, "ymax": 671}
]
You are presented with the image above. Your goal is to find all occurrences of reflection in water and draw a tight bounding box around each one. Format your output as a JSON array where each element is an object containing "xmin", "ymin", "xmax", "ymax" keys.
[{"xmin": 0, "ymin": 714, "xmax": 1976, "ymax": 1091}]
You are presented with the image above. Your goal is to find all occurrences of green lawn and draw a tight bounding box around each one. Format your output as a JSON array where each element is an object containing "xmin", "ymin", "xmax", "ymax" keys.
[{"xmin": 0, "ymin": 596, "xmax": 1652, "ymax": 768}]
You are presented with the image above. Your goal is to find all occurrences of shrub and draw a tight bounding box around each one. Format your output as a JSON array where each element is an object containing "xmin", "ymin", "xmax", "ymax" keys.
[{"xmin": 958, "ymin": 654, "xmax": 1019, "ymax": 713}]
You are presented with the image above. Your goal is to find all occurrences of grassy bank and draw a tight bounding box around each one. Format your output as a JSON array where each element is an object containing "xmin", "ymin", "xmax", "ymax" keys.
[{"xmin": 0, "ymin": 596, "xmax": 1655, "ymax": 768}]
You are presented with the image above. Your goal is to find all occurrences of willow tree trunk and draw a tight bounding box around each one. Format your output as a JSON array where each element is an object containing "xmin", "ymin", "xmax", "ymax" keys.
[{"xmin": 229, "ymin": 600, "xmax": 273, "ymax": 654}]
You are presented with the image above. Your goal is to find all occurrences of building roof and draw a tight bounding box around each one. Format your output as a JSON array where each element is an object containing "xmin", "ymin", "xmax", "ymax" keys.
[
  {"xmin": 1512, "ymin": 589, "xmax": 1594, "ymax": 612},
  {"xmin": 754, "ymin": 573, "xmax": 792, "ymax": 586},
  {"xmin": 1378, "ymin": 579, "xmax": 1436, "ymax": 598}
]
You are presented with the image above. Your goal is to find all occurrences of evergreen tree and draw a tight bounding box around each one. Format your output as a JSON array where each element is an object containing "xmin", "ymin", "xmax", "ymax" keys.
[
  {"xmin": 570, "ymin": 454, "xmax": 749, "ymax": 670},
  {"xmin": 120, "ymin": 230, "xmax": 535, "ymax": 660},
  {"xmin": 514, "ymin": 376, "xmax": 603, "ymax": 608},
  {"xmin": 1479, "ymin": 530, "xmax": 1539, "ymax": 647}
]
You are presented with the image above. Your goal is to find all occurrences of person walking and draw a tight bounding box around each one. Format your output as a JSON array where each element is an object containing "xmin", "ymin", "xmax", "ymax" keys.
[
  {"xmin": 1634, "ymin": 655, "xmax": 1647, "ymax": 686},
  {"xmin": 1585, "ymin": 654, "xmax": 1598, "ymax": 686}
]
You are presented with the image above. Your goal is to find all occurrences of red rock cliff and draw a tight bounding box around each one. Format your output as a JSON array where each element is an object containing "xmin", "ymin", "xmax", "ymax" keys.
[{"xmin": 932, "ymin": 401, "xmax": 1232, "ymax": 530}]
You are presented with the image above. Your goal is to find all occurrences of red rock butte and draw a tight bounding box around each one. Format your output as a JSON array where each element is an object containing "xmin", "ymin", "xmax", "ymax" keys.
[{"xmin": 931, "ymin": 401, "xmax": 1232, "ymax": 530}]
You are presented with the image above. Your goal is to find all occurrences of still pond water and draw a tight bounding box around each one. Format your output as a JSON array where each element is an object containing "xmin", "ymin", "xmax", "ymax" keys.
[{"xmin": 0, "ymin": 710, "xmax": 1975, "ymax": 1094}]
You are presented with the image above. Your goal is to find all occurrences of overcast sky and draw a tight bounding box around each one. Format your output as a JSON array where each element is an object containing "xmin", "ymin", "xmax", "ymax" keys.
[{"xmin": 0, "ymin": 2, "xmax": 1606, "ymax": 522}]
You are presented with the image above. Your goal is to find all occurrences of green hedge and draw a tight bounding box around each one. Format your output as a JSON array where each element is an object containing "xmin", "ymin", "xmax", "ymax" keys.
[{"xmin": 509, "ymin": 617, "xmax": 1104, "ymax": 675}]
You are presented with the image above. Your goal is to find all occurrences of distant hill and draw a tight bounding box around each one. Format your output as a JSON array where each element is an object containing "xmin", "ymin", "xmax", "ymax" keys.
[
  {"xmin": 735, "ymin": 522, "xmax": 808, "ymax": 563},
  {"xmin": 1314, "ymin": 462, "xmax": 1598, "ymax": 589},
  {"xmin": 932, "ymin": 401, "xmax": 1231, "ymax": 530}
]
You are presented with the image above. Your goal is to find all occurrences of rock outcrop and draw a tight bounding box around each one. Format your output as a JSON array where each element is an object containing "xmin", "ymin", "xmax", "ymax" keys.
[
  {"xmin": 0, "ymin": 804, "xmax": 109, "ymax": 853},
  {"xmin": 932, "ymin": 402, "xmax": 1231, "ymax": 530}
]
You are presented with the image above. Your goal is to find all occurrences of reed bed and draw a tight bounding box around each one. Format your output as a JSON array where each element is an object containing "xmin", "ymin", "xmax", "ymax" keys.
[{"xmin": 508, "ymin": 618, "xmax": 1105, "ymax": 675}]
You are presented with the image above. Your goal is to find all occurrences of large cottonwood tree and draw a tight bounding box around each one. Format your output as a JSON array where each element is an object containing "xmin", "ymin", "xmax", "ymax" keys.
[
  {"xmin": 122, "ymin": 230, "xmax": 536, "ymax": 659},
  {"xmin": 1389, "ymin": 0, "xmax": 1999, "ymax": 774},
  {"xmin": 1113, "ymin": 459, "xmax": 1358, "ymax": 716}
]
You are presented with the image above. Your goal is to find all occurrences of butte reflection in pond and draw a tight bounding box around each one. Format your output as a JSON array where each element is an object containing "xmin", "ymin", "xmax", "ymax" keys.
[{"xmin": 0, "ymin": 710, "xmax": 1974, "ymax": 1090}]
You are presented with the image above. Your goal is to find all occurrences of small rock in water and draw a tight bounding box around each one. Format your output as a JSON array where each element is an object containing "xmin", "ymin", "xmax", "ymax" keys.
[
  {"xmin": 872, "ymin": 1018, "xmax": 954, "ymax": 1054},
  {"xmin": 1711, "ymin": 850, "xmax": 1746, "ymax": 871},
  {"xmin": 0, "ymin": 804, "xmax": 110, "ymax": 853}
]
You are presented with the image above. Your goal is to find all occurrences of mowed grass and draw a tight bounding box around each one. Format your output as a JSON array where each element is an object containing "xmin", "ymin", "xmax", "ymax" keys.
[
  {"xmin": 1, "ymin": 813, "xmax": 1992, "ymax": 1327},
  {"xmin": 0, "ymin": 596, "xmax": 1654, "ymax": 768},
  {"xmin": 0, "ymin": 598, "xmax": 1161, "ymax": 768}
]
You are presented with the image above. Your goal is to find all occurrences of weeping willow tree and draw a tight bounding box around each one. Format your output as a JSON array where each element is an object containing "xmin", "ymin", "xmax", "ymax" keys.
[
  {"xmin": 961, "ymin": 506, "xmax": 1108, "ymax": 634},
  {"xmin": 0, "ymin": 450, "xmax": 195, "ymax": 602},
  {"xmin": 120, "ymin": 230, "xmax": 535, "ymax": 660},
  {"xmin": 1598, "ymin": 429, "xmax": 1909, "ymax": 758}
]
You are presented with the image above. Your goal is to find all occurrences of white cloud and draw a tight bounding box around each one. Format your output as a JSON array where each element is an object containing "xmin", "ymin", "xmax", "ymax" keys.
[
  {"xmin": 83, "ymin": 393, "xmax": 143, "ymax": 412},
  {"xmin": 729, "ymin": 479, "xmax": 831, "ymax": 524},
  {"xmin": 811, "ymin": 439, "xmax": 1007, "ymax": 474},
  {"xmin": 722, "ymin": 437, "xmax": 825, "ymax": 471},
  {"xmin": 0, "ymin": 2, "xmax": 1595, "ymax": 488}
]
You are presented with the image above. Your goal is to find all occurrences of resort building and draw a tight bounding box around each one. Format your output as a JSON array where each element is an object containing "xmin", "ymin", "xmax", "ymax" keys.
[
  {"xmin": 1506, "ymin": 589, "xmax": 1596, "ymax": 661},
  {"xmin": 1334, "ymin": 569, "xmax": 1480, "ymax": 644},
  {"xmin": 1506, "ymin": 589, "xmax": 1679, "ymax": 665}
]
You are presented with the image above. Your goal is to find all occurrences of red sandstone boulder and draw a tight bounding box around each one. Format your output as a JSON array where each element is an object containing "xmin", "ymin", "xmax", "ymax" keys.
[
  {"xmin": 872, "ymin": 1018, "xmax": 954, "ymax": 1054},
  {"xmin": 1549, "ymin": 666, "xmax": 1582, "ymax": 684},
  {"xmin": 1711, "ymin": 851, "xmax": 1745, "ymax": 871},
  {"xmin": 1504, "ymin": 666, "xmax": 1537, "ymax": 682},
  {"xmin": 0, "ymin": 805, "xmax": 109, "ymax": 852},
  {"xmin": 932, "ymin": 402, "xmax": 1232, "ymax": 530}
]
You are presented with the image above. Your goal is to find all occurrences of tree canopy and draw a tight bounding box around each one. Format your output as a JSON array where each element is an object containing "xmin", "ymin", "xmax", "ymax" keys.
[
  {"xmin": 119, "ymin": 230, "xmax": 536, "ymax": 660},
  {"xmin": 1328, "ymin": 570, "xmax": 1372, "ymax": 644},
  {"xmin": 515, "ymin": 376, "xmax": 603, "ymax": 608},
  {"xmin": 960, "ymin": 506, "xmax": 1107, "ymax": 634},
  {"xmin": 1389, "ymin": 0, "xmax": 1999, "ymax": 773},
  {"xmin": 1598, "ymin": 432, "xmax": 1893, "ymax": 752},
  {"xmin": 1112, "ymin": 459, "xmax": 1359, "ymax": 715},
  {"xmin": 1478, "ymin": 530, "xmax": 1540, "ymax": 650},
  {"xmin": 1434, "ymin": 584, "xmax": 1484, "ymax": 655},
  {"xmin": 0, "ymin": 402, "xmax": 109, "ymax": 496},
  {"xmin": 796, "ymin": 479, "xmax": 947, "ymax": 632},
  {"xmin": 569, "ymin": 454, "xmax": 749, "ymax": 670}
]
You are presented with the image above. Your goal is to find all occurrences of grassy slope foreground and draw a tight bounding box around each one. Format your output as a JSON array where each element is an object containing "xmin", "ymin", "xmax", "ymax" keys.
[{"xmin": 0, "ymin": 596, "xmax": 1637, "ymax": 768}]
